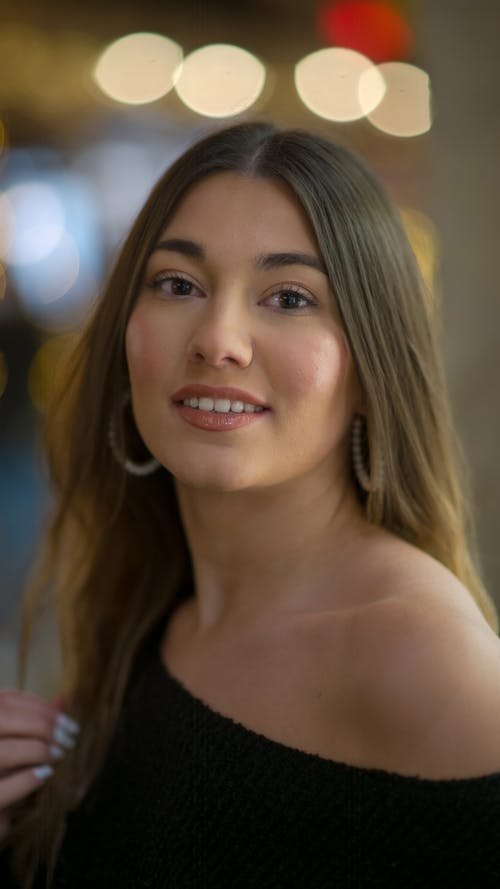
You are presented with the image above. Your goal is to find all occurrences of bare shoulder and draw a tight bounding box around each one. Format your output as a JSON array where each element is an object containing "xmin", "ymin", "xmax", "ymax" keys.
[{"xmin": 328, "ymin": 534, "xmax": 500, "ymax": 778}]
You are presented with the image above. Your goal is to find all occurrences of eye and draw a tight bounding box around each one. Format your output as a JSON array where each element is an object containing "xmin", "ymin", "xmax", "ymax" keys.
[
  {"xmin": 148, "ymin": 273, "xmax": 202, "ymax": 298},
  {"xmin": 264, "ymin": 286, "xmax": 315, "ymax": 312}
]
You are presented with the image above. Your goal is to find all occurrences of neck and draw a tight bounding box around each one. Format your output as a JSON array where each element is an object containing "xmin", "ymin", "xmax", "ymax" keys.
[{"xmin": 174, "ymin": 468, "xmax": 369, "ymax": 636}]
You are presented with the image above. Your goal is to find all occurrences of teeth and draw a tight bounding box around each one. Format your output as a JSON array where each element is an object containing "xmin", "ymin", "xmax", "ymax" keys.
[
  {"xmin": 182, "ymin": 397, "xmax": 264, "ymax": 414},
  {"xmin": 214, "ymin": 399, "xmax": 231, "ymax": 413},
  {"xmin": 198, "ymin": 397, "xmax": 214, "ymax": 411}
]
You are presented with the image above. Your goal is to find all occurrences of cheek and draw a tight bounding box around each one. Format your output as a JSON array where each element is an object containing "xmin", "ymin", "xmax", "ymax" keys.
[
  {"xmin": 125, "ymin": 308, "xmax": 167, "ymax": 381},
  {"xmin": 273, "ymin": 329, "xmax": 350, "ymax": 399}
]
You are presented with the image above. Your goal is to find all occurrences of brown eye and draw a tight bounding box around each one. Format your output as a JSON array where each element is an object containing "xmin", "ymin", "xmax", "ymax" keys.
[
  {"xmin": 263, "ymin": 287, "xmax": 315, "ymax": 312},
  {"xmin": 278, "ymin": 291, "xmax": 309, "ymax": 310},
  {"xmin": 150, "ymin": 274, "xmax": 200, "ymax": 298},
  {"xmin": 169, "ymin": 277, "xmax": 193, "ymax": 296}
]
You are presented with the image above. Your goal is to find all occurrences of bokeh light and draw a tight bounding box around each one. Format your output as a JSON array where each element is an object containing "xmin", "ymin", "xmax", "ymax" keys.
[
  {"xmin": 317, "ymin": 1, "xmax": 414, "ymax": 63},
  {"xmin": 0, "ymin": 181, "xmax": 65, "ymax": 265},
  {"xmin": 2, "ymin": 167, "xmax": 101, "ymax": 331},
  {"xmin": 0, "ymin": 192, "xmax": 15, "ymax": 262},
  {"xmin": 0, "ymin": 24, "xmax": 50, "ymax": 104},
  {"xmin": 295, "ymin": 47, "xmax": 385, "ymax": 122},
  {"xmin": 94, "ymin": 32, "xmax": 183, "ymax": 105},
  {"xmin": 174, "ymin": 44, "xmax": 266, "ymax": 117},
  {"xmin": 72, "ymin": 137, "xmax": 187, "ymax": 249},
  {"xmin": 365, "ymin": 62, "xmax": 431, "ymax": 136},
  {"xmin": 27, "ymin": 335, "xmax": 76, "ymax": 413},
  {"xmin": 11, "ymin": 237, "xmax": 95, "ymax": 332},
  {"xmin": 0, "ymin": 26, "xmax": 100, "ymax": 119},
  {"xmin": 28, "ymin": 232, "xmax": 80, "ymax": 304}
]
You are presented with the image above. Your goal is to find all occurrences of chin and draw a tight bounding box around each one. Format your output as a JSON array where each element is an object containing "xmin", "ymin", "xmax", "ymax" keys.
[{"xmin": 166, "ymin": 458, "xmax": 258, "ymax": 493}]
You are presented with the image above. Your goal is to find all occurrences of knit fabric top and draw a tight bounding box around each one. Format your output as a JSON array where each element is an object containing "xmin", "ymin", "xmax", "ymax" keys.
[
  {"xmin": 3, "ymin": 617, "xmax": 500, "ymax": 887},
  {"xmin": 53, "ymin": 623, "xmax": 500, "ymax": 887}
]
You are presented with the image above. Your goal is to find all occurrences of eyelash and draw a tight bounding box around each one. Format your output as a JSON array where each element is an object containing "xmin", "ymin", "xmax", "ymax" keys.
[
  {"xmin": 267, "ymin": 284, "xmax": 315, "ymax": 312},
  {"xmin": 149, "ymin": 273, "xmax": 199, "ymax": 298},
  {"xmin": 148, "ymin": 273, "xmax": 316, "ymax": 312}
]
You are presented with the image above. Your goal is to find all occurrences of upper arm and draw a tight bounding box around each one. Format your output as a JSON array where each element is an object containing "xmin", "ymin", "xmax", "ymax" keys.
[{"xmin": 349, "ymin": 595, "xmax": 500, "ymax": 779}]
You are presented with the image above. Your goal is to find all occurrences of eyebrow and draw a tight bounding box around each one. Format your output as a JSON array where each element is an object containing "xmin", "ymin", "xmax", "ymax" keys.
[
  {"xmin": 152, "ymin": 238, "xmax": 328, "ymax": 276},
  {"xmin": 153, "ymin": 238, "xmax": 203, "ymax": 259}
]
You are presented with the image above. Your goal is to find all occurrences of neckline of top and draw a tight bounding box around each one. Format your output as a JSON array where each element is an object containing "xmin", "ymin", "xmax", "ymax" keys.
[{"xmin": 152, "ymin": 638, "xmax": 500, "ymax": 789}]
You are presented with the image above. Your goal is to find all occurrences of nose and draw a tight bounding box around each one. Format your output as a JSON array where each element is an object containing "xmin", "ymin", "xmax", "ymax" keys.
[{"xmin": 187, "ymin": 296, "xmax": 254, "ymax": 368}]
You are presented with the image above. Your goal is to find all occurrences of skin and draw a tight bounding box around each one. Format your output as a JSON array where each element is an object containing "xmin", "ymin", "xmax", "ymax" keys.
[
  {"xmin": 126, "ymin": 172, "xmax": 373, "ymax": 634},
  {"xmin": 0, "ymin": 172, "xmax": 373, "ymax": 836},
  {"xmin": 0, "ymin": 692, "xmax": 70, "ymax": 840},
  {"xmin": 125, "ymin": 173, "xmax": 500, "ymax": 781},
  {"xmin": 1, "ymin": 173, "xmax": 498, "ymax": 817}
]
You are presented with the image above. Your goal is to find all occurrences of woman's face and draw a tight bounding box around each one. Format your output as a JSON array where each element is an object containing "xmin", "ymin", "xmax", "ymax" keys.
[{"xmin": 125, "ymin": 172, "xmax": 362, "ymax": 493}]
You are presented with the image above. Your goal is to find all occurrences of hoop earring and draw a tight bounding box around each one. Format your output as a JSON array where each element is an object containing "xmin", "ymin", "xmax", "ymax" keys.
[
  {"xmin": 108, "ymin": 393, "xmax": 161, "ymax": 477},
  {"xmin": 351, "ymin": 413, "xmax": 381, "ymax": 493}
]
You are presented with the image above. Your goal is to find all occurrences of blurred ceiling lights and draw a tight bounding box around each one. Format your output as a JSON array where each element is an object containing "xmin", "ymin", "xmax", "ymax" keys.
[
  {"xmin": 93, "ymin": 34, "xmax": 266, "ymax": 118},
  {"xmin": 364, "ymin": 62, "xmax": 431, "ymax": 136},
  {"xmin": 0, "ymin": 18, "xmax": 430, "ymax": 135},
  {"xmin": 174, "ymin": 44, "xmax": 266, "ymax": 118},
  {"xmin": 294, "ymin": 48, "xmax": 430, "ymax": 135},
  {"xmin": 295, "ymin": 47, "xmax": 385, "ymax": 122},
  {"xmin": 93, "ymin": 32, "xmax": 183, "ymax": 105},
  {"xmin": 0, "ymin": 7, "xmax": 433, "ymax": 335}
]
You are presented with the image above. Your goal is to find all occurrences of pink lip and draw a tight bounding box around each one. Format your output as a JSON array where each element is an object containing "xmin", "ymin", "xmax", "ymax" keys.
[
  {"xmin": 174, "ymin": 404, "xmax": 267, "ymax": 432},
  {"xmin": 172, "ymin": 383, "xmax": 269, "ymax": 408}
]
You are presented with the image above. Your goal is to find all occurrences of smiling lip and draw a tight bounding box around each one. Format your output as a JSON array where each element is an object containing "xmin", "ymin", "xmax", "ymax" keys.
[
  {"xmin": 172, "ymin": 383, "xmax": 270, "ymax": 433},
  {"xmin": 172, "ymin": 384, "xmax": 269, "ymax": 408}
]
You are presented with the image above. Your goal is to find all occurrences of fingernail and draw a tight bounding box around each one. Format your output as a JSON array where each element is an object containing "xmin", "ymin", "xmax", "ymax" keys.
[
  {"xmin": 33, "ymin": 764, "xmax": 54, "ymax": 781},
  {"xmin": 57, "ymin": 713, "xmax": 80, "ymax": 735},
  {"xmin": 49, "ymin": 744, "xmax": 65, "ymax": 761},
  {"xmin": 52, "ymin": 724, "xmax": 76, "ymax": 749}
]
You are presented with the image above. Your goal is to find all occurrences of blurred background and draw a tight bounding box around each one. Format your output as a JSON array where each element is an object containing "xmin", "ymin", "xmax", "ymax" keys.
[{"xmin": 0, "ymin": 0, "xmax": 499, "ymax": 691}]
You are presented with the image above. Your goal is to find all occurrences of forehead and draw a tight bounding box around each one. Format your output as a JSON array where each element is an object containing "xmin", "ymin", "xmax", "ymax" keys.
[{"xmin": 159, "ymin": 172, "xmax": 321, "ymax": 256}]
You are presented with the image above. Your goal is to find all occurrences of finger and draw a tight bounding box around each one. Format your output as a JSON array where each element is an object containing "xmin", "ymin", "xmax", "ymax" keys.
[
  {"xmin": 0, "ymin": 692, "xmax": 79, "ymax": 736},
  {"xmin": 0, "ymin": 737, "xmax": 65, "ymax": 773},
  {"xmin": 0, "ymin": 691, "xmax": 60, "ymax": 742},
  {"xmin": 0, "ymin": 689, "xmax": 60, "ymax": 713},
  {"xmin": 0, "ymin": 763, "xmax": 54, "ymax": 810}
]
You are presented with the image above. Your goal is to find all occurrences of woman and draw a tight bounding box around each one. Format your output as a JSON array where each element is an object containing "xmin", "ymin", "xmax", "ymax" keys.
[{"xmin": 1, "ymin": 121, "xmax": 500, "ymax": 887}]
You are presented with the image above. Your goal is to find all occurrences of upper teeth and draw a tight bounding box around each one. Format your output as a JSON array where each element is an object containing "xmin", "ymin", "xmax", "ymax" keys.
[{"xmin": 183, "ymin": 397, "xmax": 264, "ymax": 414}]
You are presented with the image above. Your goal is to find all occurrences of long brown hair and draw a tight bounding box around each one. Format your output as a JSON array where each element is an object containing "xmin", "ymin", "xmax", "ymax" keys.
[{"xmin": 7, "ymin": 120, "xmax": 498, "ymax": 886}]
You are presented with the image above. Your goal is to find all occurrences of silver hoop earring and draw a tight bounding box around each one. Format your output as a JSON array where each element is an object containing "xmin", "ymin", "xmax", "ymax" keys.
[
  {"xmin": 351, "ymin": 414, "xmax": 381, "ymax": 493},
  {"xmin": 108, "ymin": 393, "xmax": 161, "ymax": 477}
]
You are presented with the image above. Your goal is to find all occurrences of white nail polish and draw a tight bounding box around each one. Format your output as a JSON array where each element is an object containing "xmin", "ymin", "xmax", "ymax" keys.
[
  {"xmin": 57, "ymin": 713, "xmax": 80, "ymax": 735},
  {"xmin": 50, "ymin": 744, "xmax": 65, "ymax": 760},
  {"xmin": 33, "ymin": 765, "xmax": 54, "ymax": 781},
  {"xmin": 52, "ymin": 724, "xmax": 76, "ymax": 749}
]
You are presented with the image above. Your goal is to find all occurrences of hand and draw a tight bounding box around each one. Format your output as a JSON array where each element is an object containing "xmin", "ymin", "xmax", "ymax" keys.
[{"xmin": 0, "ymin": 690, "xmax": 80, "ymax": 841}]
